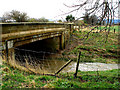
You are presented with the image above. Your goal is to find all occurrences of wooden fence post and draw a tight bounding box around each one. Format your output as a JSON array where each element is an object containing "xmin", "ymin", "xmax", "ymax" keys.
[
  {"xmin": 114, "ymin": 29, "xmax": 115, "ymax": 33},
  {"xmin": 105, "ymin": 29, "xmax": 106, "ymax": 32},
  {"xmin": 74, "ymin": 51, "xmax": 81, "ymax": 78},
  {"xmin": 5, "ymin": 40, "xmax": 9, "ymax": 63}
]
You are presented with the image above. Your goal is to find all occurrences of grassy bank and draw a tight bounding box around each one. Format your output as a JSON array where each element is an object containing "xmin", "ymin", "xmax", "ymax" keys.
[
  {"xmin": 1, "ymin": 62, "xmax": 119, "ymax": 89},
  {"xmin": 1, "ymin": 25, "xmax": 119, "ymax": 89},
  {"xmin": 97, "ymin": 25, "xmax": 119, "ymax": 32},
  {"xmin": 61, "ymin": 27, "xmax": 118, "ymax": 64}
]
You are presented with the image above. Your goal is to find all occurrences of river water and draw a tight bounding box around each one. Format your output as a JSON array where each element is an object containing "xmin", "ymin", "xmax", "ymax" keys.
[
  {"xmin": 16, "ymin": 58, "xmax": 119, "ymax": 73},
  {"xmin": 62, "ymin": 62, "xmax": 119, "ymax": 72}
]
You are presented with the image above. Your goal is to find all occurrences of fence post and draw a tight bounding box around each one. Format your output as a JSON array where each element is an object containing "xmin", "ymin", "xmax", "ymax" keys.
[
  {"xmin": 74, "ymin": 51, "xmax": 81, "ymax": 78},
  {"xmin": 105, "ymin": 29, "xmax": 106, "ymax": 32},
  {"xmin": 5, "ymin": 40, "xmax": 9, "ymax": 63},
  {"xmin": 114, "ymin": 29, "xmax": 115, "ymax": 33}
]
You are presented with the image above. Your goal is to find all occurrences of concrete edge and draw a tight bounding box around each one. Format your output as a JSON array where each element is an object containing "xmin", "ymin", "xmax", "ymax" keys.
[{"xmin": 0, "ymin": 22, "xmax": 74, "ymax": 26}]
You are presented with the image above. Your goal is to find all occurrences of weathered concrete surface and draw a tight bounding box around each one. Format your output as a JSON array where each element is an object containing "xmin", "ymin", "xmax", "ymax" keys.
[
  {"xmin": 1, "ymin": 22, "xmax": 74, "ymax": 50},
  {"xmin": 1, "ymin": 23, "xmax": 74, "ymax": 67},
  {"xmin": 2, "ymin": 28, "xmax": 65, "ymax": 41},
  {"xmin": 1, "ymin": 22, "xmax": 73, "ymax": 34}
]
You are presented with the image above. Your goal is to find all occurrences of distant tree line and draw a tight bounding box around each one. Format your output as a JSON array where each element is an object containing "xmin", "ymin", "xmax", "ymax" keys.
[
  {"xmin": 1, "ymin": 10, "xmax": 49, "ymax": 22},
  {"xmin": 65, "ymin": 13, "xmax": 100, "ymax": 26},
  {"xmin": 28, "ymin": 17, "xmax": 49, "ymax": 22},
  {"xmin": 1, "ymin": 10, "xmax": 100, "ymax": 25}
]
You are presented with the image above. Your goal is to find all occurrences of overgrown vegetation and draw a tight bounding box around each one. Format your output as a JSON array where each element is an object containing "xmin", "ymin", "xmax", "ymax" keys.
[{"xmin": 61, "ymin": 26, "xmax": 118, "ymax": 64}]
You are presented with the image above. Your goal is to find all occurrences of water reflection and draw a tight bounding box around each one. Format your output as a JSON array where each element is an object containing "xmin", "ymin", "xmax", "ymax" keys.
[{"xmin": 32, "ymin": 59, "xmax": 68, "ymax": 73}]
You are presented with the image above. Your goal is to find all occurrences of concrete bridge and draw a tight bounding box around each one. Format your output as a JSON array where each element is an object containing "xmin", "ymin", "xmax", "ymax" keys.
[{"xmin": 1, "ymin": 22, "xmax": 74, "ymax": 61}]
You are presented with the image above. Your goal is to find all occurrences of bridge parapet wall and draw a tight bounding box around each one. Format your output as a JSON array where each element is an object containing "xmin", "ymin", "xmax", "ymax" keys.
[{"xmin": 1, "ymin": 22, "xmax": 73, "ymax": 34}]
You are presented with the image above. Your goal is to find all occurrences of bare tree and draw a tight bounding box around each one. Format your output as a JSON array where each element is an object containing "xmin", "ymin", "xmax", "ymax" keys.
[
  {"xmin": 2, "ymin": 10, "xmax": 28, "ymax": 22},
  {"xmin": 63, "ymin": 0, "xmax": 119, "ymax": 41},
  {"xmin": 64, "ymin": 0, "xmax": 118, "ymax": 23},
  {"xmin": 10, "ymin": 10, "xmax": 28, "ymax": 22},
  {"xmin": 2, "ymin": 12, "xmax": 11, "ymax": 22}
]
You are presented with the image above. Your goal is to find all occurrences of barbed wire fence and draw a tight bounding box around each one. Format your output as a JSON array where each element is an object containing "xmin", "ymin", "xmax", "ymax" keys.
[
  {"xmin": 6, "ymin": 28, "xmax": 97, "ymax": 75},
  {"xmin": 6, "ymin": 47, "xmax": 72, "ymax": 74},
  {"xmin": 1, "ymin": 23, "xmax": 117, "ymax": 77}
]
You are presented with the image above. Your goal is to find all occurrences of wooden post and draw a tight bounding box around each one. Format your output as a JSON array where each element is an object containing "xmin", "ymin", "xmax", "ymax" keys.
[
  {"xmin": 99, "ymin": 27, "xmax": 101, "ymax": 33},
  {"xmin": 114, "ymin": 29, "xmax": 115, "ymax": 33},
  {"xmin": 105, "ymin": 29, "xmax": 106, "ymax": 32},
  {"xmin": 70, "ymin": 24, "xmax": 71, "ymax": 32},
  {"xmin": 55, "ymin": 59, "xmax": 73, "ymax": 75},
  {"xmin": 74, "ymin": 52, "xmax": 81, "ymax": 78},
  {"xmin": 5, "ymin": 40, "xmax": 9, "ymax": 63}
]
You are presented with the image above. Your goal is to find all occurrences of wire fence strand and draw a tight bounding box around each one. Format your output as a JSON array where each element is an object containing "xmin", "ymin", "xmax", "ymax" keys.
[{"xmin": 5, "ymin": 47, "xmax": 71, "ymax": 74}]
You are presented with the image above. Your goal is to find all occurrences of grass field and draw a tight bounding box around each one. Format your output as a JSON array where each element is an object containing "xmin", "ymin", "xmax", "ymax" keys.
[
  {"xmin": 62, "ymin": 26, "xmax": 119, "ymax": 64},
  {"xmin": 97, "ymin": 25, "xmax": 119, "ymax": 32},
  {"xmin": 1, "ymin": 62, "xmax": 119, "ymax": 89}
]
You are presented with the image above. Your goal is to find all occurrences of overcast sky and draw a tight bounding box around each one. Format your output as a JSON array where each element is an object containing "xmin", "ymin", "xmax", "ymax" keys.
[
  {"xmin": 0, "ymin": 0, "xmax": 79, "ymax": 20},
  {"xmin": 0, "ymin": 0, "xmax": 119, "ymax": 20}
]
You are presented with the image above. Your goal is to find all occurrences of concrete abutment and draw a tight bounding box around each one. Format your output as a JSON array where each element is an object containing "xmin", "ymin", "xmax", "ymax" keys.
[{"xmin": 1, "ymin": 22, "xmax": 74, "ymax": 62}]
